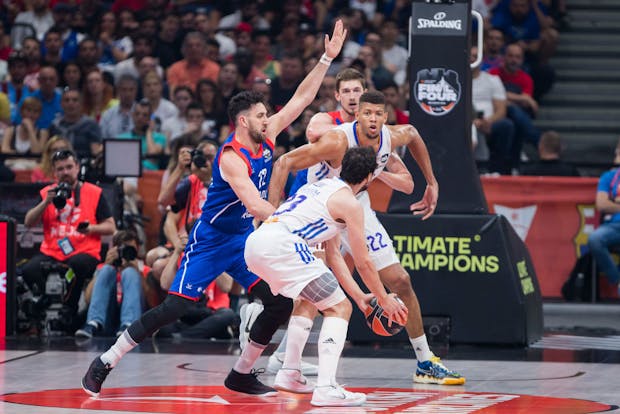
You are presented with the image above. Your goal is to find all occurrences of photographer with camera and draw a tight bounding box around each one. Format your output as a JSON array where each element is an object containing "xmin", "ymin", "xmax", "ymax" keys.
[
  {"xmin": 76, "ymin": 229, "xmax": 151, "ymax": 338},
  {"xmin": 23, "ymin": 149, "xmax": 116, "ymax": 332}
]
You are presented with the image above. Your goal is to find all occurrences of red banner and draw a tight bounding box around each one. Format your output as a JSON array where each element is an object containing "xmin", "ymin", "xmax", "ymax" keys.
[{"xmin": 0, "ymin": 221, "xmax": 7, "ymax": 337}]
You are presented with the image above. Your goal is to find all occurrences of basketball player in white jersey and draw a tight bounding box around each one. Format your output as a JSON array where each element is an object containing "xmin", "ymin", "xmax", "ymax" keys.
[
  {"xmin": 268, "ymin": 90, "xmax": 465, "ymax": 385},
  {"xmin": 245, "ymin": 146, "xmax": 408, "ymax": 406}
]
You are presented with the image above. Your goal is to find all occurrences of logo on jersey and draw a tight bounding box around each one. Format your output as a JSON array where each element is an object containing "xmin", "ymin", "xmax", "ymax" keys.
[
  {"xmin": 263, "ymin": 147, "xmax": 272, "ymax": 162},
  {"xmin": 414, "ymin": 68, "xmax": 461, "ymax": 116},
  {"xmin": 380, "ymin": 153, "xmax": 389, "ymax": 164}
]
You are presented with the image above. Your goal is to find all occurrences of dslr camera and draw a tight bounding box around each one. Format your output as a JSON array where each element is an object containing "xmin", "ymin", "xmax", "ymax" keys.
[
  {"xmin": 113, "ymin": 244, "xmax": 138, "ymax": 268},
  {"xmin": 52, "ymin": 181, "xmax": 72, "ymax": 209},
  {"xmin": 191, "ymin": 148, "xmax": 207, "ymax": 169}
]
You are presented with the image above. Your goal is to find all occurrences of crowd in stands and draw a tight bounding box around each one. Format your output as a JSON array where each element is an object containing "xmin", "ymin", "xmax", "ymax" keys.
[{"xmin": 0, "ymin": 0, "xmax": 577, "ymax": 336}]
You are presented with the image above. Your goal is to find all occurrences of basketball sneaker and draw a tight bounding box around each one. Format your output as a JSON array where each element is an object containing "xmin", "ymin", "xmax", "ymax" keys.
[
  {"xmin": 414, "ymin": 356, "xmax": 466, "ymax": 385},
  {"xmin": 224, "ymin": 368, "xmax": 278, "ymax": 396},
  {"xmin": 267, "ymin": 352, "xmax": 319, "ymax": 376},
  {"xmin": 274, "ymin": 369, "xmax": 315, "ymax": 393},
  {"xmin": 238, "ymin": 302, "xmax": 263, "ymax": 351},
  {"xmin": 311, "ymin": 383, "xmax": 366, "ymax": 407},
  {"xmin": 82, "ymin": 356, "xmax": 112, "ymax": 397}
]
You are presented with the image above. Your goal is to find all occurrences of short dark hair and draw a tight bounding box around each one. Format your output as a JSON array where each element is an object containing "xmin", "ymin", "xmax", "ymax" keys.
[
  {"xmin": 359, "ymin": 90, "xmax": 386, "ymax": 107},
  {"xmin": 336, "ymin": 68, "xmax": 366, "ymax": 91},
  {"xmin": 340, "ymin": 147, "xmax": 377, "ymax": 185},
  {"xmin": 51, "ymin": 149, "xmax": 78, "ymax": 165},
  {"xmin": 227, "ymin": 90, "xmax": 265, "ymax": 126},
  {"xmin": 113, "ymin": 229, "xmax": 140, "ymax": 247},
  {"xmin": 186, "ymin": 102, "xmax": 203, "ymax": 113}
]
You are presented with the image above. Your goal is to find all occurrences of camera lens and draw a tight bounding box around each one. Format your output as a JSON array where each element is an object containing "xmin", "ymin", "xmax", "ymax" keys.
[{"xmin": 191, "ymin": 149, "xmax": 207, "ymax": 169}]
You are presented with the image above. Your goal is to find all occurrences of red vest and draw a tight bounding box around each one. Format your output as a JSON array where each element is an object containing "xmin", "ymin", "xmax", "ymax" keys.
[{"xmin": 40, "ymin": 182, "xmax": 104, "ymax": 261}]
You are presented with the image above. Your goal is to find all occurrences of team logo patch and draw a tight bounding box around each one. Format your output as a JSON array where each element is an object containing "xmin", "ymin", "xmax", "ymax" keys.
[
  {"xmin": 263, "ymin": 148, "xmax": 272, "ymax": 162},
  {"xmin": 414, "ymin": 68, "xmax": 461, "ymax": 116},
  {"xmin": 0, "ymin": 386, "xmax": 614, "ymax": 413}
]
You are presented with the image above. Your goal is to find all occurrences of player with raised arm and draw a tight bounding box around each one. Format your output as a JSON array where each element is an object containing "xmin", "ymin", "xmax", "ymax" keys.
[
  {"xmin": 81, "ymin": 20, "xmax": 347, "ymax": 398},
  {"xmin": 268, "ymin": 90, "xmax": 465, "ymax": 386}
]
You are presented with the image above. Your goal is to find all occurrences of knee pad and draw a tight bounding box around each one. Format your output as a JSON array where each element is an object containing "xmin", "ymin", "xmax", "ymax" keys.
[{"xmin": 248, "ymin": 280, "xmax": 293, "ymax": 345}]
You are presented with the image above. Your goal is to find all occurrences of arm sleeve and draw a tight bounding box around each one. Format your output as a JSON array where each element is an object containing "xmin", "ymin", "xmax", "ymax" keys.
[{"xmin": 490, "ymin": 74, "xmax": 507, "ymax": 100}]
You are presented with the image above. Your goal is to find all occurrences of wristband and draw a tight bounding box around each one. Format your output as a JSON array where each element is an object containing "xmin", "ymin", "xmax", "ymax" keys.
[{"xmin": 319, "ymin": 53, "xmax": 333, "ymax": 66}]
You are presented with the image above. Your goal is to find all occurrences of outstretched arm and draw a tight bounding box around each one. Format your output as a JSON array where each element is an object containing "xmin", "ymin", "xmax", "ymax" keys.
[
  {"xmin": 266, "ymin": 20, "xmax": 347, "ymax": 140},
  {"xmin": 220, "ymin": 148, "xmax": 276, "ymax": 221},
  {"xmin": 388, "ymin": 124, "xmax": 438, "ymax": 220},
  {"xmin": 374, "ymin": 151, "xmax": 414, "ymax": 194},
  {"xmin": 268, "ymin": 130, "xmax": 348, "ymax": 206}
]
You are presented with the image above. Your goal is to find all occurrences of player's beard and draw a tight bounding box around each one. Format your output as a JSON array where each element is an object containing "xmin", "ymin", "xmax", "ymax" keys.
[{"xmin": 249, "ymin": 128, "xmax": 265, "ymax": 143}]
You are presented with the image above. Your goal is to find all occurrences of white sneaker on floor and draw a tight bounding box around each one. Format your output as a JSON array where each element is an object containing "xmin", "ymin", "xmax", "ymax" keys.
[
  {"xmin": 274, "ymin": 369, "xmax": 315, "ymax": 393},
  {"xmin": 311, "ymin": 384, "xmax": 366, "ymax": 407},
  {"xmin": 239, "ymin": 302, "xmax": 264, "ymax": 351},
  {"xmin": 267, "ymin": 352, "xmax": 318, "ymax": 376}
]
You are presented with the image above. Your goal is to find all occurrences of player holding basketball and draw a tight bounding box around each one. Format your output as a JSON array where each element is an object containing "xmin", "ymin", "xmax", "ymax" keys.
[
  {"xmin": 245, "ymin": 146, "xmax": 408, "ymax": 406},
  {"xmin": 81, "ymin": 20, "xmax": 347, "ymax": 398},
  {"xmin": 269, "ymin": 90, "xmax": 466, "ymax": 386}
]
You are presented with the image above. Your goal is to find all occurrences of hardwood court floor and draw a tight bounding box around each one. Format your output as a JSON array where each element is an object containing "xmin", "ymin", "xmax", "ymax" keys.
[{"xmin": 1, "ymin": 329, "xmax": 619, "ymax": 414}]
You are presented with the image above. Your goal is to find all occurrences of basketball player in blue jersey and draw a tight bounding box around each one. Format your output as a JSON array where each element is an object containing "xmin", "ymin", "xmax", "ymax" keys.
[
  {"xmin": 81, "ymin": 20, "xmax": 348, "ymax": 398},
  {"xmin": 246, "ymin": 147, "xmax": 408, "ymax": 406},
  {"xmin": 268, "ymin": 91, "xmax": 466, "ymax": 386}
]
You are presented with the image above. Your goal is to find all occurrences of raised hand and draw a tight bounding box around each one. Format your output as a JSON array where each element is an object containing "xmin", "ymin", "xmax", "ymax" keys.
[{"xmin": 324, "ymin": 19, "xmax": 347, "ymax": 59}]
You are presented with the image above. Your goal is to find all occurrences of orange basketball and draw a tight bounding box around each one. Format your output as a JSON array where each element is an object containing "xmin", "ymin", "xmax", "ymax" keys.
[{"xmin": 363, "ymin": 297, "xmax": 406, "ymax": 336}]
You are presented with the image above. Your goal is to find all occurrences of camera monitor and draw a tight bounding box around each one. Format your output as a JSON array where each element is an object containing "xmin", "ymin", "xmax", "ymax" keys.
[{"xmin": 103, "ymin": 139, "xmax": 142, "ymax": 178}]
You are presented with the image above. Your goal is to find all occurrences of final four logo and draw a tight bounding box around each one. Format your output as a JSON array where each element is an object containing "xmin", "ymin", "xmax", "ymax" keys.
[{"xmin": 414, "ymin": 68, "xmax": 461, "ymax": 116}]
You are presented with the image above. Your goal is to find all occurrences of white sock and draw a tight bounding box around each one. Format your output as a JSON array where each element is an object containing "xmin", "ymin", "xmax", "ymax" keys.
[
  {"xmin": 234, "ymin": 340, "xmax": 267, "ymax": 374},
  {"xmin": 282, "ymin": 316, "xmax": 313, "ymax": 370},
  {"xmin": 100, "ymin": 331, "xmax": 137, "ymax": 367},
  {"xmin": 316, "ymin": 317, "xmax": 348, "ymax": 387},
  {"xmin": 410, "ymin": 334, "xmax": 434, "ymax": 362},
  {"xmin": 274, "ymin": 331, "xmax": 288, "ymax": 354}
]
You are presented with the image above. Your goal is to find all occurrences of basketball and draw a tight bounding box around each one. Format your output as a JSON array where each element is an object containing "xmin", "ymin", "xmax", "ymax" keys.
[{"xmin": 363, "ymin": 297, "xmax": 406, "ymax": 336}]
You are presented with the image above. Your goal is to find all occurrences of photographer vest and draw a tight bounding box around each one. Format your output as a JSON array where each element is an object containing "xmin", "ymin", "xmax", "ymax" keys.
[
  {"xmin": 39, "ymin": 182, "xmax": 103, "ymax": 261},
  {"xmin": 178, "ymin": 174, "xmax": 208, "ymax": 232}
]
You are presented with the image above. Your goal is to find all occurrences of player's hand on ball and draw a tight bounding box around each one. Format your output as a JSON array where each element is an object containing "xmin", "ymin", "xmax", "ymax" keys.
[
  {"xmin": 378, "ymin": 293, "xmax": 408, "ymax": 327},
  {"xmin": 355, "ymin": 293, "xmax": 375, "ymax": 314}
]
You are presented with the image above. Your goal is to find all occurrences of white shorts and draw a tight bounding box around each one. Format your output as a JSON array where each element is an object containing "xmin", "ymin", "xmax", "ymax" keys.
[
  {"xmin": 245, "ymin": 223, "xmax": 344, "ymax": 309},
  {"xmin": 340, "ymin": 191, "xmax": 400, "ymax": 271}
]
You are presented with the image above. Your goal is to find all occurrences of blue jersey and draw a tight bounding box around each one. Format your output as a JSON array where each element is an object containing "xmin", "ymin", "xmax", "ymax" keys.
[{"xmin": 200, "ymin": 133, "xmax": 274, "ymax": 234}]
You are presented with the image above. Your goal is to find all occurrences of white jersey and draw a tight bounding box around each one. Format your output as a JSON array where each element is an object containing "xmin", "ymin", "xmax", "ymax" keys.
[
  {"xmin": 306, "ymin": 121, "xmax": 392, "ymax": 185},
  {"xmin": 269, "ymin": 177, "xmax": 348, "ymax": 246}
]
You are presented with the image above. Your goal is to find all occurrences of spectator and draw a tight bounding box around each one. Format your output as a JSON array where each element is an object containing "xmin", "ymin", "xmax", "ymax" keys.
[
  {"xmin": 234, "ymin": 47, "xmax": 268, "ymax": 91},
  {"xmin": 314, "ymin": 75, "xmax": 338, "ymax": 112},
  {"xmin": 22, "ymin": 66, "xmax": 62, "ymax": 129},
  {"xmin": 471, "ymin": 46, "xmax": 515, "ymax": 175},
  {"xmin": 79, "ymin": 0, "xmax": 107, "ymax": 30},
  {"xmin": 481, "ymin": 28, "xmax": 505, "ymax": 71},
  {"xmin": 100, "ymin": 74, "xmax": 138, "ymax": 139},
  {"xmin": 117, "ymin": 98, "xmax": 166, "ymax": 170},
  {"xmin": 76, "ymin": 37, "xmax": 101, "ymax": 74},
  {"xmin": 114, "ymin": 33, "xmax": 163, "ymax": 83},
  {"xmin": 380, "ymin": 19, "xmax": 408, "ymax": 86},
  {"xmin": 157, "ymin": 136, "xmax": 195, "ymax": 209},
  {"xmin": 61, "ymin": 60, "xmax": 83, "ymax": 90},
  {"xmin": 166, "ymin": 32, "xmax": 220, "ymax": 92},
  {"xmin": 22, "ymin": 36, "xmax": 42, "ymax": 91},
  {"xmin": 41, "ymin": 27, "xmax": 64, "ymax": 73},
  {"xmin": 270, "ymin": 52, "xmax": 304, "ymax": 111},
  {"xmin": 49, "ymin": 88, "xmax": 102, "ymax": 158},
  {"xmin": 142, "ymin": 70, "xmax": 178, "ymax": 127},
  {"xmin": 31, "ymin": 135, "xmax": 73, "ymax": 183},
  {"xmin": 357, "ymin": 44, "xmax": 393, "ymax": 91},
  {"xmin": 195, "ymin": 11, "xmax": 236, "ymax": 62},
  {"xmin": 82, "ymin": 69, "xmax": 118, "ymax": 122},
  {"xmin": 96, "ymin": 11, "xmax": 133, "ymax": 73},
  {"xmin": 162, "ymin": 85, "xmax": 195, "ymax": 142},
  {"xmin": 250, "ymin": 77, "xmax": 272, "ymax": 113},
  {"xmin": 489, "ymin": 43, "xmax": 540, "ymax": 168},
  {"xmin": 154, "ymin": 13, "xmax": 182, "ymax": 69},
  {"xmin": 380, "ymin": 81, "xmax": 409, "ymax": 125},
  {"xmin": 0, "ymin": 19, "xmax": 12, "ymax": 61},
  {"xmin": 251, "ymin": 30, "xmax": 280, "ymax": 80},
  {"xmin": 2, "ymin": 51, "xmax": 31, "ymax": 125},
  {"xmin": 2, "ymin": 97, "xmax": 48, "ymax": 157},
  {"xmin": 520, "ymin": 130, "xmax": 579, "ymax": 176},
  {"xmin": 587, "ymin": 138, "xmax": 620, "ymax": 295},
  {"xmin": 51, "ymin": 3, "xmax": 84, "ymax": 62},
  {"xmin": 22, "ymin": 149, "xmax": 116, "ymax": 330},
  {"xmin": 75, "ymin": 229, "xmax": 150, "ymax": 338},
  {"xmin": 218, "ymin": 0, "xmax": 270, "ymax": 31},
  {"xmin": 195, "ymin": 79, "xmax": 228, "ymax": 143},
  {"xmin": 14, "ymin": 0, "xmax": 55, "ymax": 41},
  {"xmin": 217, "ymin": 62, "xmax": 241, "ymax": 110}
]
